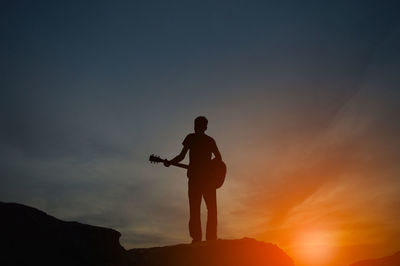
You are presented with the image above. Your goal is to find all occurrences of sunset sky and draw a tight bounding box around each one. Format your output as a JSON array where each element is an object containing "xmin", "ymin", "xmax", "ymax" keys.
[{"xmin": 1, "ymin": 1, "xmax": 400, "ymax": 265}]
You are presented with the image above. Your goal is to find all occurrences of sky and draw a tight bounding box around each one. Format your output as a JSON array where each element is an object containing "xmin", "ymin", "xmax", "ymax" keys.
[{"xmin": 1, "ymin": 1, "xmax": 400, "ymax": 265}]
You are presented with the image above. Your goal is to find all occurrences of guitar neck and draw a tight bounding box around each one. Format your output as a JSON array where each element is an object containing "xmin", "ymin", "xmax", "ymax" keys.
[
  {"xmin": 170, "ymin": 162, "xmax": 189, "ymax": 169},
  {"xmin": 149, "ymin": 154, "xmax": 189, "ymax": 169}
]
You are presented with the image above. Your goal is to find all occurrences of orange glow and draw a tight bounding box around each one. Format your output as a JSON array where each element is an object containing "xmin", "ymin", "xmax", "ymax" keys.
[
  {"xmin": 216, "ymin": 122, "xmax": 400, "ymax": 266},
  {"xmin": 293, "ymin": 230, "xmax": 335, "ymax": 265}
]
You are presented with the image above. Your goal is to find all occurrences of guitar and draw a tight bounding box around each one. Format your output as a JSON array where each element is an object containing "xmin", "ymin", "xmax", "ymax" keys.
[{"xmin": 149, "ymin": 154, "xmax": 226, "ymax": 189}]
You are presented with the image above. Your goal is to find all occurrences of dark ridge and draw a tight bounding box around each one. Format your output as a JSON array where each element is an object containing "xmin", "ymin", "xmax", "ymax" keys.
[
  {"xmin": 128, "ymin": 238, "xmax": 295, "ymax": 266},
  {"xmin": 0, "ymin": 202, "xmax": 129, "ymax": 266},
  {"xmin": 350, "ymin": 251, "xmax": 400, "ymax": 266},
  {"xmin": 0, "ymin": 202, "xmax": 294, "ymax": 266}
]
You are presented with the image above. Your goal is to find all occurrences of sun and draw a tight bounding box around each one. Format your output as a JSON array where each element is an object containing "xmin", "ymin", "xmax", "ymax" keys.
[{"xmin": 295, "ymin": 230, "xmax": 335, "ymax": 265}]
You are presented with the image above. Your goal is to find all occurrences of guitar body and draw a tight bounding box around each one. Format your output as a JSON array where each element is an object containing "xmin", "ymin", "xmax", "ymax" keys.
[{"xmin": 209, "ymin": 158, "xmax": 227, "ymax": 189}]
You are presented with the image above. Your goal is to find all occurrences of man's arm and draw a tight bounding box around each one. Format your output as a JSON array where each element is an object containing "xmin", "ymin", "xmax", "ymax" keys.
[
  {"xmin": 164, "ymin": 146, "xmax": 189, "ymax": 167},
  {"xmin": 212, "ymin": 141, "xmax": 222, "ymax": 161}
]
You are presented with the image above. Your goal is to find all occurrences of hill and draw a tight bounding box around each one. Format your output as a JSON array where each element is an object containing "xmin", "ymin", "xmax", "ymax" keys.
[
  {"xmin": 0, "ymin": 202, "xmax": 294, "ymax": 266},
  {"xmin": 350, "ymin": 251, "xmax": 400, "ymax": 266},
  {"xmin": 129, "ymin": 238, "xmax": 294, "ymax": 266},
  {"xmin": 0, "ymin": 202, "xmax": 129, "ymax": 266}
]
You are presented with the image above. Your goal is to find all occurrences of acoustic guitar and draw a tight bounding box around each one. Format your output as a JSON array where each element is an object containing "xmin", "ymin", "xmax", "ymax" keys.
[{"xmin": 149, "ymin": 154, "xmax": 226, "ymax": 189}]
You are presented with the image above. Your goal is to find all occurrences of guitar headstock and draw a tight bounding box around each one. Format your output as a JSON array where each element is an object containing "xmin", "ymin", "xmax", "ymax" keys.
[{"xmin": 149, "ymin": 154, "xmax": 164, "ymax": 163}]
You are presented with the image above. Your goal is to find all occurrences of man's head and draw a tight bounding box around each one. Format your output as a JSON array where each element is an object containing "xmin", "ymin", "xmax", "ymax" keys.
[{"xmin": 194, "ymin": 116, "xmax": 208, "ymax": 133}]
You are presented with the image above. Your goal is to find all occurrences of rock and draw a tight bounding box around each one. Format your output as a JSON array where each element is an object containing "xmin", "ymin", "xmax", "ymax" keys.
[
  {"xmin": 0, "ymin": 202, "xmax": 129, "ymax": 266},
  {"xmin": 0, "ymin": 202, "xmax": 294, "ymax": 266},
  {"xmin": 350, "ymin": 251, "xmax": 400, "ymax": 266},
  {"xmin": 128, "ymin": 237, "xmax": 295, "ymax": 266}
]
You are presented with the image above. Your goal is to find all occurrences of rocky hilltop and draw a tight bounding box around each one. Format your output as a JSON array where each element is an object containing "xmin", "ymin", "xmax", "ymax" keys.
[
  {"xmin": 350, "ymin": 251, "xmax": 400, "ymax": 266},
  {"xmin": 129, "ymin": 238, "xmax": 294, "ymax": 266},
  {"xmin": 0, "ymin": 202, "xmax": 294, "ymax": 266},
  {"xmin": 0, "ymin": 202, "xmax": 129, "ymax": 266}
]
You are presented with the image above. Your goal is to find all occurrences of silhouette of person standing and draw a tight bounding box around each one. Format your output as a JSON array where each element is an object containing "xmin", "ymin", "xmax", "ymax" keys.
[{"xmin": 164, "ymin": 116, "xmax": 222, "ymax": 243}]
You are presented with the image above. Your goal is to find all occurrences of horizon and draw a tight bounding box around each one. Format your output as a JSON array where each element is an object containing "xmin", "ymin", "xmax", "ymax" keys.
[{"xmin": 1, "ymin": 1, "xmax": 400, "ymax": 265}]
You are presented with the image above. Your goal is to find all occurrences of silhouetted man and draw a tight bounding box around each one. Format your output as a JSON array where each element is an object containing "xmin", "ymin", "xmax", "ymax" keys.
[{"xmin": 164, "ymin": 116, "xmax": 222, "ymax": 243}]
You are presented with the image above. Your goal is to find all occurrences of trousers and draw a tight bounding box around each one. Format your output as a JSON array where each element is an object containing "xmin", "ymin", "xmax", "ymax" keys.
[{"xmin": 188, "ymin": 177, "xmax": 217, "ymax": 241}]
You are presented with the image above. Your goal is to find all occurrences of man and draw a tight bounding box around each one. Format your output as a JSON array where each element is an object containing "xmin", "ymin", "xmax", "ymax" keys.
[{"xmin": 164, "ymin": 116, "xmax": 222, "ymax": 243}]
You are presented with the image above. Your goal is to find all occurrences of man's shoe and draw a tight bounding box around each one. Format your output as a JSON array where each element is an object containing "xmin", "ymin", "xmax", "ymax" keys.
[{"xmin": 191, "ymin": 239, "xmax": 201, "ymax": 244}]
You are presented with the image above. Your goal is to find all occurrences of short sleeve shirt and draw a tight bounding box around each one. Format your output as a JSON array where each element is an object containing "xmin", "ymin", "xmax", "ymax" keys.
[{"xmin": 183, "ymin": 133, "xmax": 217, "ymax": 177}]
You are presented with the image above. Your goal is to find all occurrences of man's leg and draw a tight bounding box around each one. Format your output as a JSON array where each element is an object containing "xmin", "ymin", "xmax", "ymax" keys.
[
  {"xmin": 203, "ymin": 185, "xmax": 217, "ymax": 240},
  {"xmin": 188, "ymin": 178, "xmax": 202, "ymax": 242}
]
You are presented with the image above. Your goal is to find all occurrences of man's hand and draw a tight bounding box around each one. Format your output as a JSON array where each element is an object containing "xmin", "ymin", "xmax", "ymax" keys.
[{"xmin": 164, "ymin": 160, "xmax": 171, "ymax": 167}]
